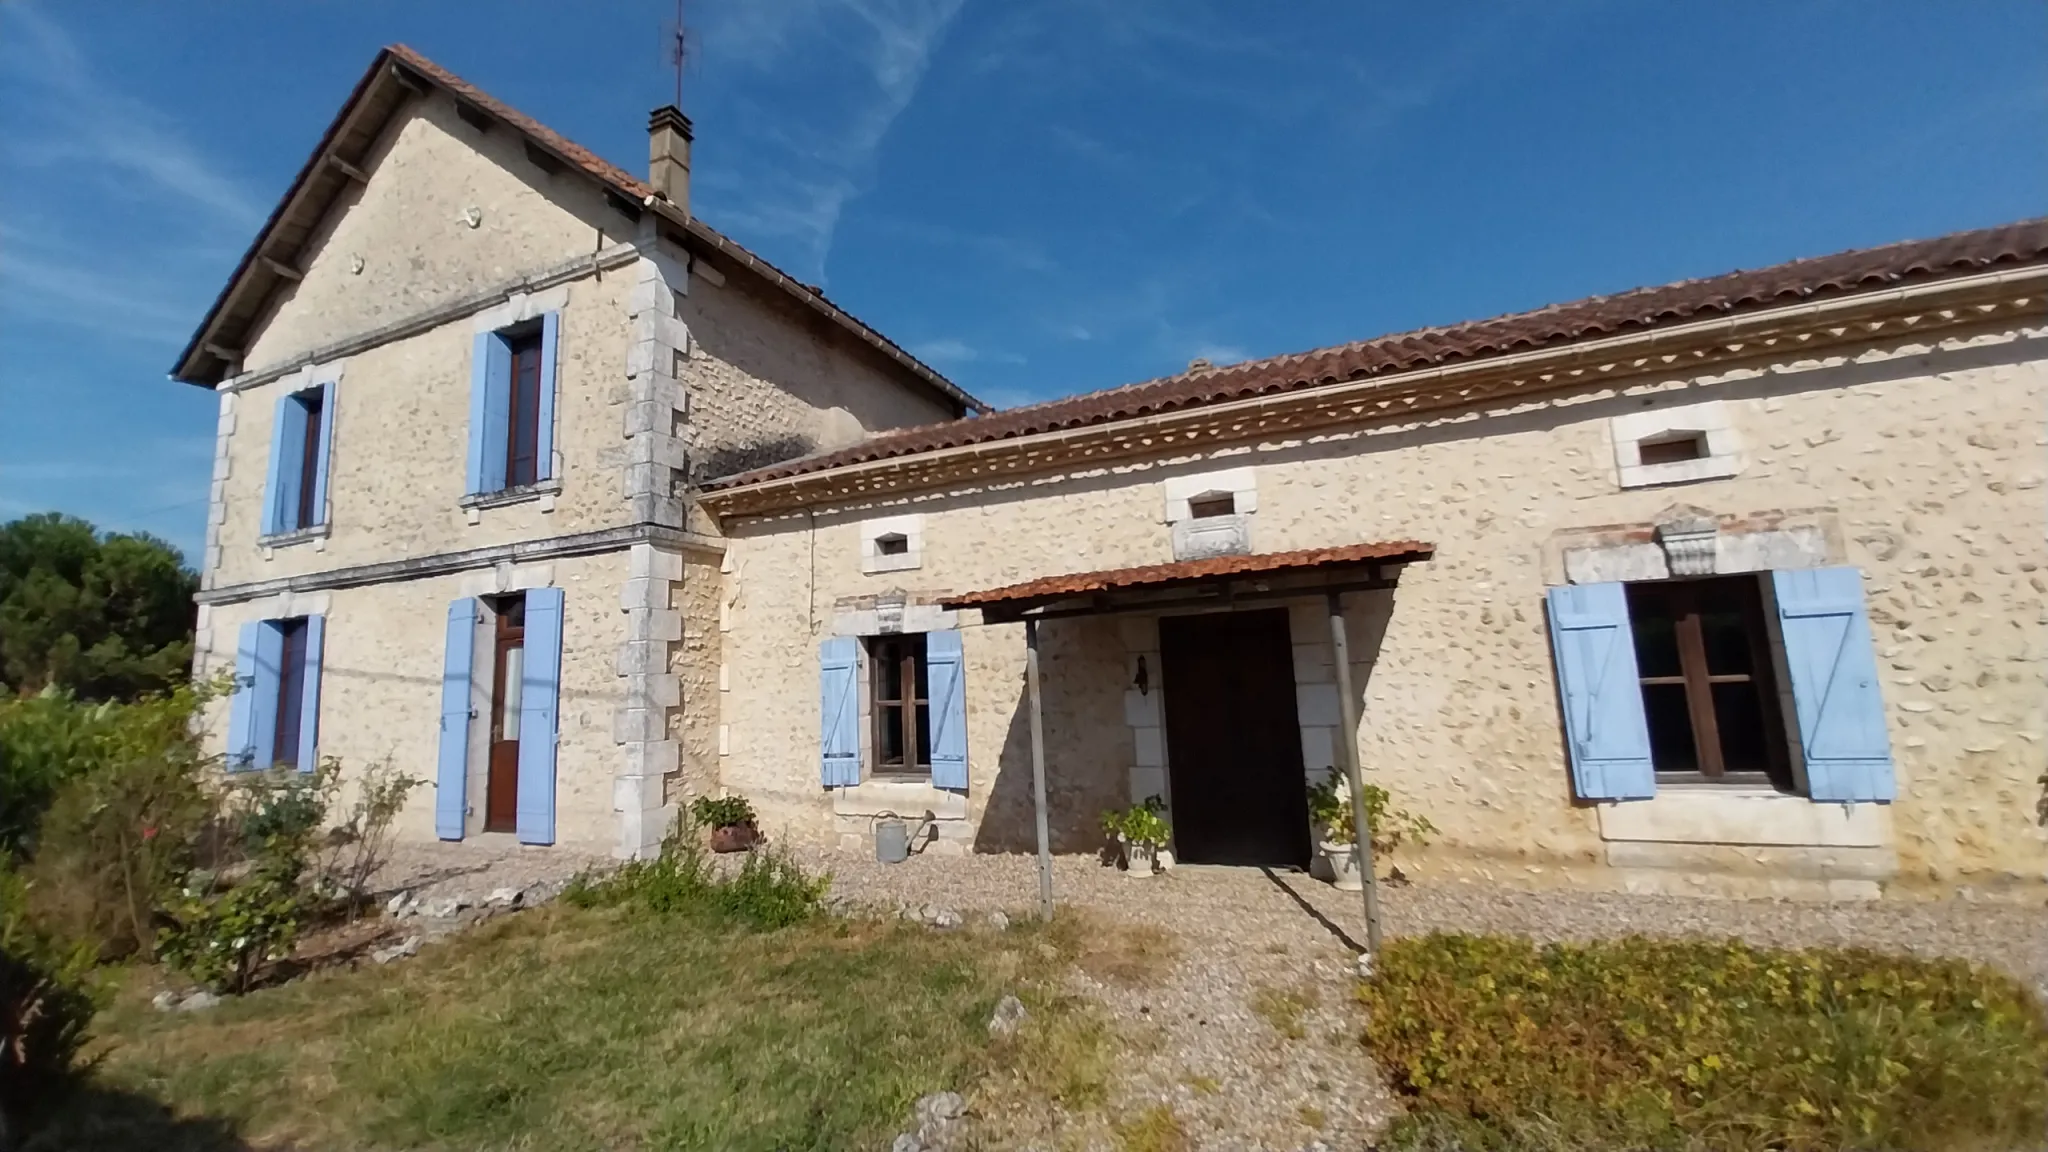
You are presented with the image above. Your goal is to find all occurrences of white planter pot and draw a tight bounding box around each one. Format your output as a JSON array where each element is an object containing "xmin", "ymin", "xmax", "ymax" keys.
[
  {"xmin": 1123, "ymin": 841, "xmax": 1159, "ymax": 877},
  {"xmin": 1319, "ymin": 841, "xmax": 1363, "ymax": 891}
]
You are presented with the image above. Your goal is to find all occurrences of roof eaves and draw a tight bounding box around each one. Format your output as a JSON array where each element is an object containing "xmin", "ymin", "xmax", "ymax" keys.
[{"xmin": 171, "ymin": 45, "xmax": 985, "ymax": 414}]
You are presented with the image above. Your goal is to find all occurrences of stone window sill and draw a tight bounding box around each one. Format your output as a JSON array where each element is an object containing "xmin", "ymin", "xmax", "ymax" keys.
[
  {"xmin": 1597, "ymin": 788, "xmax": 1891, "ymax": 848},
  {"xmin": 460, "ymin": 480, "xmax": 562, "ymax": 518},
  {"xmin": 258, "ymin": 523, "xmax": 330, "ymax": 554},
  {"xmin": 832, "ymin": 778, "xmax": 967, "ymax": 821}
]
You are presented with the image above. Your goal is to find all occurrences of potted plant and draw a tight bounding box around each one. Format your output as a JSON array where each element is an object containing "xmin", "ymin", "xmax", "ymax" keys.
[
  {"xmin": 1100, "ymin": 796, "xmax": 1170, "ymax": 877},
  {"xmin": 692, "ymin": 794, "xmax": 760, "ymax": 853},
  {"xmin": 1306, "ymin": 775, "xmax": 1435, "ymax": 890}
]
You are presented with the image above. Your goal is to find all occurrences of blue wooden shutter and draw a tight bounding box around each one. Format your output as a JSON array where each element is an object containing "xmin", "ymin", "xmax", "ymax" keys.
[
  {"xmin": 249, "ymin": 620, "xmax": 286, "ymax": 770},
  {"xmin": 226, "ymin": 621, "xmax": 263, "ymax": 770},
  {"xmin": 309, "ymin": 381, "xmax": 337, "ymax": 527},
  {"xmin": 927, "ymin": 630, "xmax": 968, "ymax": 790},
  {"xmin": 295, "ymin": 615, "xmax": 325, "ymax": 773},
  {"xmin": 466, "ymin": 333, "xmax": 512, "ymax": 495},
  {"xmin": 262, "ymin": 392, "xmax": 295, "ymax": 535},
  {"xmin": 516, "ymin": 587, "xmax": 565, "ymax": 845},
  {"xmin": 819, "ymin": 637, "xmax": 860, "ymax": 787},
  {"xmin": 1545, "ymin": 583, "xmax": 1655, "ymax": 800},
  {"xmin": 436, "ymin": 599, "xmax": 478, "ymax": 840},
  {"xmin": 536, "ymin": 311, "xmax": 560, "ymax": 481},
  {"xmin": 1772, "ymin": 568, "xmax": 1895, "ymax": 801}
]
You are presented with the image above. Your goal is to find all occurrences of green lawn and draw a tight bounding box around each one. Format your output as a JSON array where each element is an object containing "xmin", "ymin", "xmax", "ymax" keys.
[{"xmin": 32, "ymin": 904, "xmax": 1086, "ymax": 1152}]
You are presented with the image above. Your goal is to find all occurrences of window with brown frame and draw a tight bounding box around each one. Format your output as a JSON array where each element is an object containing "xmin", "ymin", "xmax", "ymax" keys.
[
  {"xmin": 1626, "ymin": 575, "xmax": 1795, "ymax": 791},
  {"xmin": 1187, "ymin": 491, "xmax": 1236, "ymax": 519},
  {"xmin": 869, "ymin": 634, "xmax": 931, "ymax": 777},
  {"xmin": 270, "ymin": 618, "xmax": 310, "ymax": 769},
  {"xmin": 294, "ymin": 389, "xmax": 326, "ymax": 530},
  {"xmin": 506, "ymin": 329, "xmax": 545, "ymax": 488}
]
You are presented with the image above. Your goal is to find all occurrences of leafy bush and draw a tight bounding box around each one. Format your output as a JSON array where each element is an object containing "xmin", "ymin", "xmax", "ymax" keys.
[
  {"xmin": 0, "ymin": 867, "xmax": 98, "ymax": 1141},
  {"xmin": 1100, "ymin": 796, "xmax": 1170, "ymax": 848},
  {"xmin": 314, "ymin": 757, "xmax": 424, "ymax": 917},
  {"xmin": 1361, "ymin": 932, "xmax": 2048, "ymax": 1152},
  {"xmin": 567, "ymin": 815, "xmax": 827, "ymax": 930},
  {"xmin": 1305, "ymin": 774, "xmax": 1434, "ymax": 857},
  {"xmin": 159, "ymin": 766, "xmax": 333, "ymax": 992},
  {"xmin": 689, "ymin": 793, "xmax": 756, "ymax": 829},
  {"xmin": 19, "ymin": 681, "xmax": 219, "ymax": 959}
]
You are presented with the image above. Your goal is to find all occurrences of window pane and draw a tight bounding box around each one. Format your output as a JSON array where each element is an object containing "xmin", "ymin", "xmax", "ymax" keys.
[
  {"xmin": 879, "ymin": 704, "xmax": 905, "ymax": 764},
  {"xmin": 1710, "ymin": 682, "xmax": 1770, "ymax": 774},
  {"xmin": 507, "ymin": 336, "xmax": 543, "ymax": 487},
  {"xmin": 1641, "ymin": 683, "xmax": 1697, "ymax": 773},
  {"xmin": 912, "ymin": 636, "xmax": 929, "ymax": 700},
  {"xmin": 915, "ymin": 703, "xmax": 932, "ymax": 767},
  {"xmin": 501, "ymin": 645, "xmax": 524, "ymax": 735},
  {"xmin": 272, "ymin": 620, "xmax": 307, "ymax": 767},
  {"xmin": 876, "ymin": 642, "xmax": 903, "ymax": 701},
  {"xmin": 1627, "ymin": 591, "xmax": 1681, "ymax": 679},
  {"xmin": 1697, "ymin": 581, "xmax": 1758, "ymax": 676}
]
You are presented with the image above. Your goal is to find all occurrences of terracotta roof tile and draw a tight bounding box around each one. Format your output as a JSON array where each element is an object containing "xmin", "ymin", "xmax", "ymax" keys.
[
  {"xmin": 941, "ymin": 540, "xmax": 1436, "ymax": 611},
  {"xmin": 705, "ymin": 217, "xmax": 2048, "ymax": 490}
]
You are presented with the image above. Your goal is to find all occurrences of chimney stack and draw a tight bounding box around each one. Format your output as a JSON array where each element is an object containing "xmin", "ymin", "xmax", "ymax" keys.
[{"xmin": 648, "ymin": 105, "xmax": 693, "ymax": 216}]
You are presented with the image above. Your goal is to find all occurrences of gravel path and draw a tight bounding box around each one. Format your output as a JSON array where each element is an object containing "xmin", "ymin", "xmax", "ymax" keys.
[
  {"xmin": 799, "ymin": 847, "xmax": 2048, "ymax": 1151},
  {"xmin": 372, "ymin": 839, "xmax": 611, "ymax": 906}
]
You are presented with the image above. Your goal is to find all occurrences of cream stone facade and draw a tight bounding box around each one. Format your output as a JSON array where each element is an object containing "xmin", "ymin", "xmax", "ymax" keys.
[
  {"xmin": 178, "ymin": 48, "xmax": 974, "ymax": 857},
  {"xmin": 176, "ymin": 48, "xmax": 2044, "ymax": 899},
  {"xmin": 706, "ymin": 316, "xmax": 2048, "ymax": 901}
]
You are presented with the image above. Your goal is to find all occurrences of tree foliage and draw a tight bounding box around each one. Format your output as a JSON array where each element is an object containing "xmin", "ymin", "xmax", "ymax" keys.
[{"xmin": 0, "ymin": 513, "xmax": 197, "ymax": 701}]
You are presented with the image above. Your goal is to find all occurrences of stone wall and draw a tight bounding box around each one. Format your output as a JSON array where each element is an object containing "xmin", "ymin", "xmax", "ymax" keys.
[
  {"xmin": 680, "ymin": 263, "xmax": 961, "ymax": 488},
  {"xmin": 194, "ymin": 549, "xmax": 634, "ymax": 851},
  {"xmin": 242, "ymin": 91, "xmax": 633, "ymax": 373},
  {"xmin": 711, "ymin": 325, "xmax": 2048, "ymax": 897}
]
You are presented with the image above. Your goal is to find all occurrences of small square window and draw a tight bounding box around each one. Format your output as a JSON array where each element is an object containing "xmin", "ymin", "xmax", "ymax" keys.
[
  {"xmin": 876, "ymin": 532, "xmax": 909, "ymax": 556},
  {"xmin": 1187, "ymin": 491, "xmax": 1235, "ymax": 519},
  {"xmin": 1638, "ymin": 433, "xmax": 1706, "ymax": 466}
]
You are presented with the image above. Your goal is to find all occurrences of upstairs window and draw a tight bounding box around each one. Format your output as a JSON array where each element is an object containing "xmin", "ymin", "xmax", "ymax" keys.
[
  {"xmin": 1186, "ymin": 491, "xmax": 1236, "ymax": 519},
  {"xmin": 262, "ymin": 382, "xmax": 336, "ymax": 536},
  {"xmin": 468, "ymin": 314, "xmax": 560, "ymax": 496}
]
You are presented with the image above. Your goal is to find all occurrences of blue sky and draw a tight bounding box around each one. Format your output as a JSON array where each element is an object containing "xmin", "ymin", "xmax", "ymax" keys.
[{"xmin": 2, "ymin": 1, "xmax": 2042, "ymax": 565}]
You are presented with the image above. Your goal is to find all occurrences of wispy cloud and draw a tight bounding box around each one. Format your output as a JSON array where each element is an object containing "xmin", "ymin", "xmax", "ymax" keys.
[
  {"xmin": 910, "ymin": 337, "xmax": 1025, "ymax": 366},
  {"xmin": 694, "ymin": 0, "xmax": 968, "ymax": 283},
  {"xmin": 0, "ymin": 4, "xmax": 262, "ymax": 231},
  {"xmin": 1187, "ymin": 342, "xmax": 1248, "ymax": 366}
]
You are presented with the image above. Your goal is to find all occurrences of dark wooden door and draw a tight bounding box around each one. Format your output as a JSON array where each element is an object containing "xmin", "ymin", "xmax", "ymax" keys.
[
  {"xmin": 1159, "ymin": 609, "xmax": 1311, "ymax": 868},
  {"xmin": 485, "ymin": 602, "xmax": 524, "ymax": 833}
]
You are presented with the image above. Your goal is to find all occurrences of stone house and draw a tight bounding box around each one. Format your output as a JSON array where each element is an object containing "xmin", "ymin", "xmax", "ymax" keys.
[
  {"xmin": 174, "ymin": 46, "xmax": 983, "ymax": 857},
  {"xmin": 178, "ymin": 46, "xmax": 2047, "ymax": 899},
  {"xmin": 697, "ymin": 221, "xmax": 2048, "ymax": 901}
]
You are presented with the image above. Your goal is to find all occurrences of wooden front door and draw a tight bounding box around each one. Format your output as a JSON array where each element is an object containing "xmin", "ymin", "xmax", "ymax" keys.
[
  {"xmin": 485, "ymin": 599, "xmax": 525, "ymax": 833},
  {"xmin": 1159, "ymin": 609, "xmax": 1311, "ymax": 868}
]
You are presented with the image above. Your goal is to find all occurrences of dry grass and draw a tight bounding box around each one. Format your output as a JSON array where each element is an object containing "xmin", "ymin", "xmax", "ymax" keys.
[
  {"xmin": 1251, "ymin": 982, "xmax": 1319, "ymax": 1040},
  {"xmin": 29, "ymin": 904, "xmax": 1099, "ymax": 1152},
  {"xmin": 1113, "ymin": 1103, "xmax": 1190, "ymax": 1152},
  {"xmin": 1048, "ymin": 908, "xmax": 1179, "ymax": 986}
]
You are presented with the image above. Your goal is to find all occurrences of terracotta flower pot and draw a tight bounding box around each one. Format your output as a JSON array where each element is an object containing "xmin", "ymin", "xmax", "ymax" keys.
[{"xmin": 709, "ymin": 822, "xmax": 759, "ymax": 853}]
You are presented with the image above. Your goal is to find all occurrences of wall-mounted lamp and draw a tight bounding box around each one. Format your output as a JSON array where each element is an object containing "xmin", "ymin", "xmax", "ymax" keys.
[{"xmin": 1132, "ymin": 655, "xmax": 1150, "ymax": 696}]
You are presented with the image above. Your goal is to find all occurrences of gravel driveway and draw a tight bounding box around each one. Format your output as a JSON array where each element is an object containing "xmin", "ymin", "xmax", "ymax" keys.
[{"xmin": 801, "ymin": 847, "xmax": 2048, "ymax": 1151}]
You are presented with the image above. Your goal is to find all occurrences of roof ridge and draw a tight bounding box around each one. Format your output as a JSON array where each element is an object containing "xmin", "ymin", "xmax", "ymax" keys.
[{"xmin": 704, "ymin": 216, "xmax": 2048, "ymax": 491}]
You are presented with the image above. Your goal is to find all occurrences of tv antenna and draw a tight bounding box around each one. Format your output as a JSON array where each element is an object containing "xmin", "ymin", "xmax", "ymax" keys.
[{"xmin": 664, "ymin": 0, "xmax": 689, "ymax": 109}]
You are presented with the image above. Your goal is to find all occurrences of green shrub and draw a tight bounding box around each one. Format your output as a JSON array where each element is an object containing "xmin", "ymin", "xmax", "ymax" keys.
[
  {"xmin": 314, "ymin": 757, "xmax": 425, "ymax": 917},
  {"xmin": 0, "ymin": 866, "xmax": 98, "ymax": 1141},
  {"xmin": 566, "ymin": 815, "xmax": 827, "ymax": 930},
  {"xmin": 1305, "ymin": 774, "xmax": 1434, "ymax": 857},
  {"xmin": 20, "ymin": 681, "xmax": 219, "ymax": 959},
  {"xmin": 1361, "ymin": 932, "xmax": 2048, "ymax": 1152},
  {"xmin": 159, "ymin": 765, "xmax": 333, "ymax": 992},
  {"xmin": 689, "ymin": 793, "xmax": 756, "ymax": 829},
  {"xmin": 0, "ymin": 692, "xmax": 112, "ymax": 861},
  {"xmin": 1100, "ymin": 796, "xmax": 1170, "ymax": 848}
]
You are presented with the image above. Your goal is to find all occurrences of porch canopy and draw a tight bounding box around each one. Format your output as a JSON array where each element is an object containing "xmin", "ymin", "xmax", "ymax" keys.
[
  {"xmin": 942, "ymin": 539, "xmax": 1436, "ymax": 624},
  {"xmin": 940, "ymin": 539, "xmax": 1436, "ymax": 957}
]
